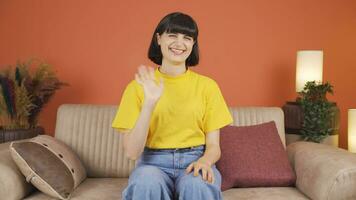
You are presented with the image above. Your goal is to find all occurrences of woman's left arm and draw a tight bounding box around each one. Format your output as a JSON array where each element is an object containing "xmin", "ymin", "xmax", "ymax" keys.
[
  {"xmin": 185, "ymin": 129, "xmax": 221, "ymax": 184},
  {"xmin": 199, "ymin": 129, "xmax": 221, "ymax": 166}
]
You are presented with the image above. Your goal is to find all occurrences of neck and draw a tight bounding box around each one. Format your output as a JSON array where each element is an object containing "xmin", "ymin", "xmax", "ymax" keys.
[{"xmin": 160, "ymin": 59, "xmax": 187, "ymax": 76}]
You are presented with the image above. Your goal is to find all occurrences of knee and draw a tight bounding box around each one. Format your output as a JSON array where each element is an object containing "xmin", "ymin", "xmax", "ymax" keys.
[
  {"xmin": 176, "ymin": 174, "xmax": 222, "ymax": 200},
  {"xmin": 123, "ymin": 166, "xmax": 173, "ymax": 200},
  {"xmin": 129, "ymin": 165, "xmax": 166, "ymax": 189},
  {"xmin": 177, "ymin": 174, "xmax": 208, "ymax": 192}
]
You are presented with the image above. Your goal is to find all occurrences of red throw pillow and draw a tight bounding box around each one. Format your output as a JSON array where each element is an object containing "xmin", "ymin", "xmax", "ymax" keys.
[{"xmin": 216, "ymin": 121, "xmax": 296, "ymax": 191}]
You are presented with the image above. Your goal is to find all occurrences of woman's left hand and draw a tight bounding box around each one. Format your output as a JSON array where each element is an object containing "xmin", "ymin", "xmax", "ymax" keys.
[{"xmin": 185, "ymin": 158, "xmax": 215, "ymax": 184}]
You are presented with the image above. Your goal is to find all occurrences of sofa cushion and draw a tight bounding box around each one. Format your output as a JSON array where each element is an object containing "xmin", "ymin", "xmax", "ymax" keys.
[
  {"xmin": 216, "ymin": 121, "xmax": 296, "ymax": 191},
  {"xmin": 24, "ymin": 178, "xmax": 128, "ymax": 200},
  {"xmin": 10, "ymin": 135, "xmax": 86, "ymax": 200},
  {"xmin": 222, "ymin": 187, "xmax": 309, "ymax": 200}
]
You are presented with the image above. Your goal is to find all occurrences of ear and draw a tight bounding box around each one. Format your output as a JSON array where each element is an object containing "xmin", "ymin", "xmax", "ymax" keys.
[{"xmin": 156, "ymin": 33, "xmax": 161, "ymax": 45}]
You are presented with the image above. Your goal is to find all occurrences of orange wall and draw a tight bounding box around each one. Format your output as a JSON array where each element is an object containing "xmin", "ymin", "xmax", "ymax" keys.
[{"xmin": 1, "ymin": 0, "xmax": 355, "ymax": 149}]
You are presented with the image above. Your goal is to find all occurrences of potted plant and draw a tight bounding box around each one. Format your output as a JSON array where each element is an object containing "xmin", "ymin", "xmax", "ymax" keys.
[
  {"xmin": 0, "ymin": 59, "xmax": 68, "ymax": 143},
  {"xmin": 296, "ymin": 81, "xmax": 339, "ymax": 143},
  {"xmin": 284, "ymin": 81, "xmax": 339, "ymax": 146}
]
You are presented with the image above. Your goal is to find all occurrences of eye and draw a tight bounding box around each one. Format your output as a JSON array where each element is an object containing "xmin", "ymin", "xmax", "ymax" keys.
[
  {"xmin": 184, "ymin": 36, "xmax": 193, "ymax": 41},
  {"xmin": 168, "ymin": 34, "xmax": 177, "ymax": 38}
]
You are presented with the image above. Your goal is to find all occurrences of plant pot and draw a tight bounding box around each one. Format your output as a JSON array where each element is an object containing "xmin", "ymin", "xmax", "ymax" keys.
[
  {"xmin": 282, "ymin": 101, "xmax": 340, "ymax": 138},
  {"xmin": 0, "ymin": 126, "xmax": 44, "ymax": 143},
  {"xmin": 285, "ymin": 133, "xmax": 339, "ymax": 148}
]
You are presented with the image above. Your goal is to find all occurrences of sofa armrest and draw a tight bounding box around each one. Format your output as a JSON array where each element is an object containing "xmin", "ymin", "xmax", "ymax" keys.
[
  {"xmin": 0, "ymin": 141, "xmax": 34, "ymax": 200},
  {"xmin": 287, "ymin": 141, "xmax": 356, "ymax": 200}
]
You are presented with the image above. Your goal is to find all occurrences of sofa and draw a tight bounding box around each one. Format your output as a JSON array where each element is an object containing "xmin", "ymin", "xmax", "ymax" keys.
[{"xmin": 1, "ymin": 104, "xmax": 356, "ymax": 200}]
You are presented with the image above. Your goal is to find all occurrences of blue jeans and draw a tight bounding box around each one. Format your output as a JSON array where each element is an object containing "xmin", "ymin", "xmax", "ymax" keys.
[{"xmin": 122, "ymin": 145, "xmax": 223, "ymax": 200}]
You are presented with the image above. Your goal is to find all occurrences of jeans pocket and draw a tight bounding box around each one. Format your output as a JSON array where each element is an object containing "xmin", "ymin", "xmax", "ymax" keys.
[
  {"xmin": 184, "ymin": 149, "xmax": 204, "ymax": 158},
  {"xmin": 182, "ymin": 151, "xmax": 203, "ymax": 168}
]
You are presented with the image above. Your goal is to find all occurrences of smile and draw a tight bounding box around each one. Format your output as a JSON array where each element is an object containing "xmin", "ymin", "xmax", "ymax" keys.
[{"xmin": 169, "ymin": 47, "xmax": 186, "ymax": 55}]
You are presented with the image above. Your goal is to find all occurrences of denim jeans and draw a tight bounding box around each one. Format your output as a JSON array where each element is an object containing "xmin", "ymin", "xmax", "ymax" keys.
[{"xmin": 122, "ymin": 145, "xmax": 223, "ymax": 200}]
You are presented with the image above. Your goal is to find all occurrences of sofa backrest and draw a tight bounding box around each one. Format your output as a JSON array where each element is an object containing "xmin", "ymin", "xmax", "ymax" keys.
[
  {"xmin": 54, "ymin": 104, "xmax": 285, "ymax": 178},
  {"xmin": 228, "ymin": 107, "xmax": 286, "ymax": 146}
]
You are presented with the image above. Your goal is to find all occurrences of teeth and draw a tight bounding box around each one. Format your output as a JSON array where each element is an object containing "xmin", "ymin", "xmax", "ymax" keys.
[{"xmin": 170, "ymin": 48, "xmax": 184, "ymax": 55}]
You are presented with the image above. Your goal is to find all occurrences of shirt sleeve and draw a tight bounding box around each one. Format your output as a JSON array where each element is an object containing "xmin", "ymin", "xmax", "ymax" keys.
[
  {"xmin": 203, "ymin": 80, "xmax": 233, "ymax": 133},
  {"xmin": 111, "ymin": 81, "xmax": 142, "ymax": 133}
]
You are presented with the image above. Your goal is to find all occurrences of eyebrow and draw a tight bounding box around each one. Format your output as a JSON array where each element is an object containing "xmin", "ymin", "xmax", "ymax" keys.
[{"xmin": 167, "ymin": 32, "xmax": 192, "ymax": 37}]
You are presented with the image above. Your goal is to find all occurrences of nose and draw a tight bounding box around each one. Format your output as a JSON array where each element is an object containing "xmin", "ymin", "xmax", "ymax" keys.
[
  {"xmin": 172, "ymin": 35, "xmax": 185, "ymax": 47},
  {"xmin": 177, "ymin": 35, "xmax": 185, "ymax": 43}
]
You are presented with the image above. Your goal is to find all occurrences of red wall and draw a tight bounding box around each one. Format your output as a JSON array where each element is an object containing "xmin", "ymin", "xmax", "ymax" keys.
[{"xmin": 1, "ymin": 0, "xmax": 355, "ymax": 149}]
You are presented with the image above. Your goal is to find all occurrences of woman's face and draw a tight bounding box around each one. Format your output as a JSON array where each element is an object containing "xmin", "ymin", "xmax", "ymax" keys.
[{"xmin": 156, "ymin": 31, "xmax": 195, "ymax": 65}]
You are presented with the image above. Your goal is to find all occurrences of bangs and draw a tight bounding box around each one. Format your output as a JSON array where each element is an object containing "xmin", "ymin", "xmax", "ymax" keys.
[
  {"xmin": 158, "ymin": 13, "xmax": 198, "ymax": 40},
  {"xmin": 165, "ymin": 22, "xmax": 198, "ymax": 39}
]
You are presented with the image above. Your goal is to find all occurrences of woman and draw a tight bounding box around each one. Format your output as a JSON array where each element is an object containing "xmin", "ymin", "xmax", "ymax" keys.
[{"xmin": 112, "ymin": 12, "xmax": 233, "ymax": 200}]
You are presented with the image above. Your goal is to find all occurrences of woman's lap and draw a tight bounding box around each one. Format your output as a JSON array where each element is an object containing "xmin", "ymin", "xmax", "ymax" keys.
[{"xmin": 122, "ymin": 145, "xmax": 223, "ymax": 200}]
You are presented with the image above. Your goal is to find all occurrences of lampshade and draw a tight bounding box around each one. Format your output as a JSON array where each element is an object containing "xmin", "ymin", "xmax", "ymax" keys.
[
  {"xmin": 348, "ymin": 109, "xmax": 356, "ymax": 153},
  {"xmin": 295, "ymin": 50, "xmax": 323, "ymax": 92}
]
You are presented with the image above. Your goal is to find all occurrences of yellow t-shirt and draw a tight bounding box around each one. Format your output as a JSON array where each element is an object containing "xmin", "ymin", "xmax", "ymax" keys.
[{"xmin": 111, "ymin": 67, "xmax": 233, "ymax": 149}]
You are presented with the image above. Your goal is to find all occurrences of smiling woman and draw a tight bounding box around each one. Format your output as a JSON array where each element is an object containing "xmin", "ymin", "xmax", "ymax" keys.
[
  {"xmin": 111, "ymin": 12, "xmax": 232, "ymax": 200},
  {"xmin": 148, "ymin": 12, "xmax": 199, "ymax": 69}
]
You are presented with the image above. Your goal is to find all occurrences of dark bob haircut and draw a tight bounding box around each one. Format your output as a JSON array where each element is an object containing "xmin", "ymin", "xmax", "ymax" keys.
[{"xmin": 148, "ymin": 12, "xmax": 199, "ymax": 67}]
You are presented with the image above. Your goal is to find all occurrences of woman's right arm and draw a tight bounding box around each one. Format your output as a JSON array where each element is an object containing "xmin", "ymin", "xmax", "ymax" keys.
[
  {"xmin": 120, "ymin": 65, "xmax": 164, "ymax": 160},
  {"xmin": 120, "ymin": 100, "xmax": 157, "ymax": 160}
]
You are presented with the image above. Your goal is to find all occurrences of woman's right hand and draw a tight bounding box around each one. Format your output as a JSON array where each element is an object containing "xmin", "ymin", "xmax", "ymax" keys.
[{"xmin": 135, "ymin": 65, "xmax": 164, "ymax": 104}]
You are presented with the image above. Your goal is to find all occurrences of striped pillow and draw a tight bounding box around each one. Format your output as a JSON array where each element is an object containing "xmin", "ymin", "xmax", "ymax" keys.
[{"xmin": 10, "ymin": 135, "xmax": 86, "ymax": 200}]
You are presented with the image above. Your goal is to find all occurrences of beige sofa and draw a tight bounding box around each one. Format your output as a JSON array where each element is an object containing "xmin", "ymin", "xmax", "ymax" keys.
[{"xmin": 1, "ymin": 104, "xmax": 356, "ymax": 200}]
